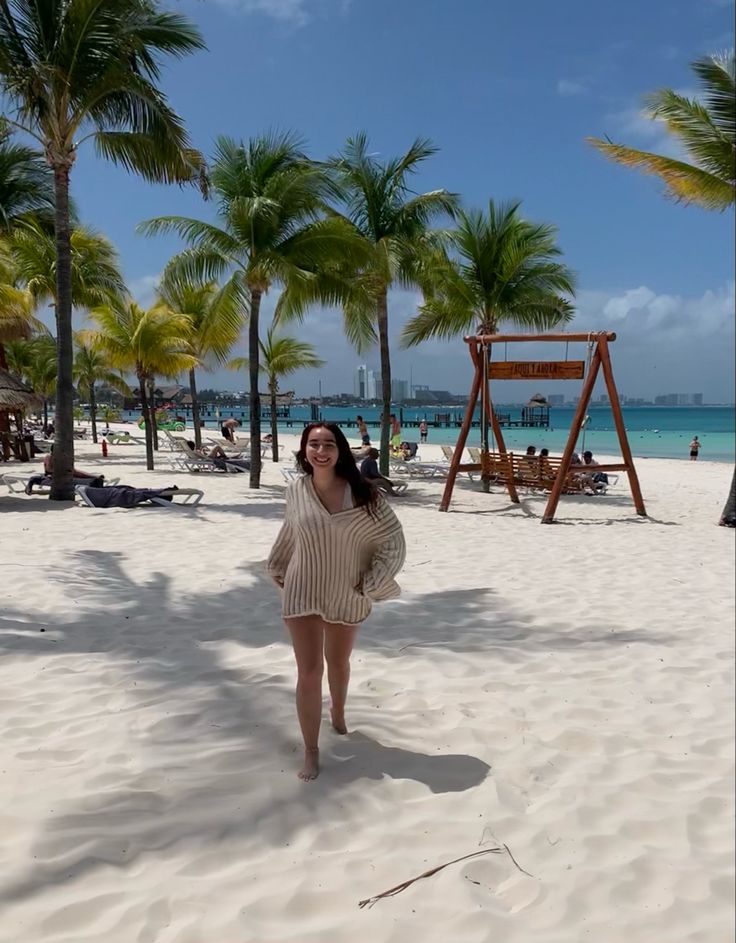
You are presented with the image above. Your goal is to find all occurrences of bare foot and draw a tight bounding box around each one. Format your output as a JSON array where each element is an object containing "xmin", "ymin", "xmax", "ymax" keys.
[
  {"xmin": 330, "ymin": 707, "xmax": 348, "ymax": 735},
  {"xmin": 298, "ymin": 748, "xmax": 319, "ymax": 781}
]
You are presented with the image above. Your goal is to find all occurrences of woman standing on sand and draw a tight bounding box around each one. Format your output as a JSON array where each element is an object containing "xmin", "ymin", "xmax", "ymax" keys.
[
  {"xmin": 268, "ymin": 422, "xmax": 406, "ymax": 781},
  {"xmin": 689, "ymin": 436, "xmax": 701, "ymax": 461}
]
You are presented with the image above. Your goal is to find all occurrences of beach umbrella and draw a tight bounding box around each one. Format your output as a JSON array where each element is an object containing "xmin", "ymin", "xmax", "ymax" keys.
[{"xmin": 0, "ymin": 367, "xmax": 40, "ymax": 412}]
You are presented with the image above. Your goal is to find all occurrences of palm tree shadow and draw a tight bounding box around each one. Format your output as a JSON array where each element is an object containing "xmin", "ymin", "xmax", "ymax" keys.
[{"xmin": 0, "ymin": 547, "xmax": 675, "ymax": 909}]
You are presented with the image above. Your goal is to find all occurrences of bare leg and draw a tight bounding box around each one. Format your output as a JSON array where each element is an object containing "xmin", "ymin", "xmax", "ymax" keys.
[
  {"xmin": 324, "ymin": 622, "xmax": 359, "ymax": 735},
  {"xmin": 285, "ymin": 616, "xmax": 324, "ymax": 781}
]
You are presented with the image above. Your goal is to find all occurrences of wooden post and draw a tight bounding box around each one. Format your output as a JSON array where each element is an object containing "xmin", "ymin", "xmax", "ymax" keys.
[
  {"xmin": 439, "ymin": 343, "xmax": 481, "ymax": 511},
  {"xmin": 598, "ymin": 336, "xmax": 647, "ymax": 517},
  {"xmin": 482, "ymin": 367, "xmax": 519, "ymax": 504},
  {"xmin": 542, "ymin": 346, "xmax": 602, "ymax": 523}
]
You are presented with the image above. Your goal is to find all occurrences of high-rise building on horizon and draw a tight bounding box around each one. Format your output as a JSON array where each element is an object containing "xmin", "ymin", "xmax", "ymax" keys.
[{"xmin": 354, "ymin": 365, "xmax": 378, "ymax": 400}]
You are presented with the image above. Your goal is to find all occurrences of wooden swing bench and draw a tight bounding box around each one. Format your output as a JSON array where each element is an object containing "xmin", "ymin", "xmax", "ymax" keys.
[
  {"xmin": 465, "ymin": 449, "xmax": 591, "ymax": 494},
  {"xmin": 440, "ymin": 331, "xmax": 646, "ymax": 522}
]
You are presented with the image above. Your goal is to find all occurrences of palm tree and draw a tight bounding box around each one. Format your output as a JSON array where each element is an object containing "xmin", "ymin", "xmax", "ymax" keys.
[
  {"xmin": 0, "ymin": 0, "xmax": 205, "ymax": 500},
  {"xmin": 89, "ymin": 301, "xmax": 196, "ymax": 470},
  {"xmin": 402, "ymin": 200, "xmax": 576, "ymax": 344},
  {"xmin": 0, "ymin": 126, "xmax": 54, "ymax": 444},
  {"xmin": 589, "ymin": 51, "xmax": 735, "ymax": 526},
  {"xmin": 0, "ymin": 125, "xmax": 54, "ymax": 233},
  {"xmin": 73, "ymin": 334, "xmax": 130, "ymax": 444},
  {"xmin": 230, "ymin": 327, "xmax": 325, "ymax": 463},
  {"xmin": 329, "ymin": 134, "xmax": 458, "ymax": 474},
  {"xmin": 588, "ymin": 52, "xmax": 735, "ymax": 210},
  {"xmin": 6, "ymin": 334, "xmax": 57, "ymax": 430},
  {"xmin": 157, "ymin": 274, "xmax": 243, "ymax": 448},
  {"xmin": 8, "ymin": 219, "xmax": 126, "ymax": 312},
  {"xmin": 140, "ymin": 132, "xmax": 365, "ymax": 487}
]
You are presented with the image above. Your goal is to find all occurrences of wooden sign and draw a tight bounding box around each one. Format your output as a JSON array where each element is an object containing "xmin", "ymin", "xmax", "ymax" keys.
[{"xmin": 489, "ymin": 360, "xmax": 585, "ymax": 380}]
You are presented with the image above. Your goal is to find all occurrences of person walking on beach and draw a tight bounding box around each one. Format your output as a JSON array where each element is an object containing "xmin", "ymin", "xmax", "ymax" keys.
[
  {"xmin": 390, "ymin": 413, "xmax": 401, "ymax": 450},
  {"xmin": 689, "ymin": 436, "xmax": 701, "ymax": 461},
  {"xmin": 356, "ymin": 415, "xmax": 370, "ymax": 446},
  {"xmin": 419, "ymin": 419, "xmax": 428, "ymax": 443},
  {"xmin": 268, "ymin": 422, "xmax": 406, "ymax": 782}
]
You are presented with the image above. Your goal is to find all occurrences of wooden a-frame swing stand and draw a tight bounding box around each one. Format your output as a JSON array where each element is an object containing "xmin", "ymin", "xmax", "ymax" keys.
[{"xmin": 439, "ymin": 331, "xmax": 647, "ymax": 523}]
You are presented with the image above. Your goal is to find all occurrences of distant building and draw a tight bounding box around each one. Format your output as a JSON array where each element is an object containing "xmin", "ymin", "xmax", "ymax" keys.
[
  {"xmin": 354, "ymin": 365, "xmax": 378, "ymax": 400},
  {"xmin": 547, "ymin": 393, "xmax": 565, "ymax": 406},
  {"xmin": 391, "ymin": 378, "xmax": 409, "ymax": 401},
  {"xmin": 692, "ymin": 393, "xmax": 703, "ymax": 406}
]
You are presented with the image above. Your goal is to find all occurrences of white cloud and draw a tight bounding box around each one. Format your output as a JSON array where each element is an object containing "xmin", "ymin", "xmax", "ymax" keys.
[
  {"xmin": 210, "ymin": 0, "xmax": 351, "ymax": 26},
  {"xmin": 129, "ymin": 273, "xmax": 160, "ymax": 307},
  {"xmin": 557, "ymin": 79, "xmax": 587, "ymax": 97}
]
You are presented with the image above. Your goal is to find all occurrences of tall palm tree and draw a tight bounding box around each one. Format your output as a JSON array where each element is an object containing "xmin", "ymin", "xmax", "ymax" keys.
[
  {"xmin": 157, "ymin": 274, "xmax": 243, "ymax": 448},
  {"xmin": 402, "ymin": 200, "xmax": 576, "ymax": 344},
  {"xmin": 589, "ymin": 51, "xmax": 735, "ymax": 526},
  {"xmin": 73, "ymin": 334, "xmax": 130, "ymax": 444},
  {"xmin": 140, "ymin": 132, "xmax": 365, "ymax": 487},
  {"xmin": 0, "ymin": 0, "xmax": 205, "ymax": 500},
  {"xmin": 328, "ymin": 134, "xmax": 459, "ymax": 474},
  {"xmin": 89, "ymin": 301, "xmax": 196, "ymax": 470},
  {"xmin": 230, "ymin": 327, "xmax": 325, "ymax": 463}
]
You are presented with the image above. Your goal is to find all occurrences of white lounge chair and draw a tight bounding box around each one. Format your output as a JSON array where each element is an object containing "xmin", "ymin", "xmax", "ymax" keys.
[{"xmin": 1, "ymin": 472, "xmax": 120, "ymax": 494}]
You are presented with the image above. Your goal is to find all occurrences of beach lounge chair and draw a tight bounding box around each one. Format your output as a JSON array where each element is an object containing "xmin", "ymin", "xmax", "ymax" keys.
[
  {"xmin": 1, "ymin": 472, "xmax": 119, "ymax": 494},
  {"xmin": 105, "ymin": 430, "xmax": 144, "ymax": 445},
  {"xmin": 167, "ymin": 438, "xmax": 242, "ymax": 473},
  {"xmin": 76, "ymin": 484, "xmax": 203, "ymax": 508},
  {"xmin": 389, "ymin": 459, "xmax": 448, "ymax": 480},
  {"xmin": 441, "ymin": 445, "xmax": 477, "ymax": 481}
]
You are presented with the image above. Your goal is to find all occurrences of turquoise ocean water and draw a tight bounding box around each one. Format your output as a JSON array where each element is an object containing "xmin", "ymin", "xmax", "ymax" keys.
[{"xmin": 120, "ymin": 404, "xmax": 735, "ymax": 463}]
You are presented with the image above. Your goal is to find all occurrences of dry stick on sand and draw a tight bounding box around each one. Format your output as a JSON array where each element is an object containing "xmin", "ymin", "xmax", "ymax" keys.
[{"xmin": 358, "ymin": 844, "xmax": 533, "ymax": 909}]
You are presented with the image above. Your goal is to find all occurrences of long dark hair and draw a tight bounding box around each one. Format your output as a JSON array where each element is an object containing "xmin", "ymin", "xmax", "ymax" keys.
[{"xmin": 296, "ymin": 422, "xmax": 379, "ymax": 513}]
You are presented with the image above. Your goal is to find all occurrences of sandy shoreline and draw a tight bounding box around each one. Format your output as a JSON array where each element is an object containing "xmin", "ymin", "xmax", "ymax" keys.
[{"xmin": 1, "ymin": 432, "xmax": 734, "ymax": 942}]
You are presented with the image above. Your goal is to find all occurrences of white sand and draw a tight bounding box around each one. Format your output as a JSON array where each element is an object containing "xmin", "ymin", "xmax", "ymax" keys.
[{"xmin": 1, "ymin": 430, "xmax": 734, "ymax": 943}]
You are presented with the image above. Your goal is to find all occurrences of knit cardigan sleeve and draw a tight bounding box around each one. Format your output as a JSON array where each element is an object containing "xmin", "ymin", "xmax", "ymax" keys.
[
  {"xmin": 267, "ymin": 484, "xmax": 296, "ymax": 586},
  {"xmin": 361, "ymin": 500, "xmax": 406, "ymax": 601}
]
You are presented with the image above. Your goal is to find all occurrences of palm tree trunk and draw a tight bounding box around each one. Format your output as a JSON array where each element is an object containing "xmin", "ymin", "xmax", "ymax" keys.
[
  {"xmin": 90, "ymin": 383, "xmax": 98, "ymax": 444},
  {"xmin": 270, "ymin": 380, "xmax": 279, "ymax": 463},
  {"xmin": 139, "ymin": 372, "xmax": 154, "ymax": 471},
  {"xmin": 148, "ymin": 378, "xmax": 159, "ymax": 450},
  {"xmin": 189, "ymin": 367, "xmax": 202, "ymax": 449},
  {"xmin": 49, "ymin": 161, "xmax": 75, "ymax": 500},
  {"xmin": 248, "ymin": 289, "xmax": 263, "ymax": 488},
  {"xmin": 377, "ymin": 289, "xmax": 392, "ymax": 476},
  {"xmin": 720, "ymin": 468, "xmax": 736, "ymax": 527}
]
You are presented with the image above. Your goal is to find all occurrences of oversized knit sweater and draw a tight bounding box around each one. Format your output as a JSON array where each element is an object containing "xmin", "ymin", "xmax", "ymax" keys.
[{"xmin": 267, "ymin": 476, "xmax": 406, "ymax": 625}]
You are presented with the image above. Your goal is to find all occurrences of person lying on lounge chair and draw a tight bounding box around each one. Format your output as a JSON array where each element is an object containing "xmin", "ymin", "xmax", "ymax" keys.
[
  {"xmin": 360, "ymin": 448, "xmax": 406, "ymax": 496},
  {"xmin": 187, "ymin": 441, "xmax": 250, "ymax": 472},
  {"xmin": 25, "ymin": 445, "xmax": 105, "ymax": 493}
]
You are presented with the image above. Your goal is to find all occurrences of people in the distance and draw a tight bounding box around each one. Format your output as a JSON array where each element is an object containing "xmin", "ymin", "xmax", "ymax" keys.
[
  {"xmin": 268, "ymin": 422, "xmax": 405, "ymax": 782},
  {"xmin": 220, "ymin": 417, "xmax": 240, "ymax": 442},
  {"xmin": 580, "ymin": 450, "xmax": 608, "ymax": 491},
  {"xmin": 419, "ymin": 419, "xmax": 428, "ymax": 443},
  {"xmin": 360, "ymin": 447, "xmax": 404, "ymax": 496},
  {"xmin": 356, "ymin": 415, "xmax": 370, "ymax": 446},
  {"xmin": 186, "ymin": 440, "xmax": 250, "ymax": 472},
  {"xmin": 689, "ymin": 436, "xmax": 701, "ymax": 461}
]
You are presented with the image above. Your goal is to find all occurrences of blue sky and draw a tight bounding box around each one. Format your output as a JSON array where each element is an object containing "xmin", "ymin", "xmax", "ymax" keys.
[{"xmin": 64, "ymin": 0, "xmax": 734, "ymax": 401}]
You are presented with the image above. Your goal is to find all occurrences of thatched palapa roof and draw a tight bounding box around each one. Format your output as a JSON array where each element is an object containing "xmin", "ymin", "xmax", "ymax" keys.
[{"xmin": 0, "ymin": 367, "xmax": 40, "ymax": 411}]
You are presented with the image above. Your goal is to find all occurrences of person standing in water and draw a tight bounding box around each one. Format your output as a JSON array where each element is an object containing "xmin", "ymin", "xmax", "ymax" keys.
[
  {"xmin": 689, "ymin": 436, "xmax": 701, "ymax": 461},
  {"xmin": 268, "ymin": 422, "xmax": 406, "ymax": 781},
  {"xmin": 419, "ymin": 419, "xmax": 428, "ymax": 443}
]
